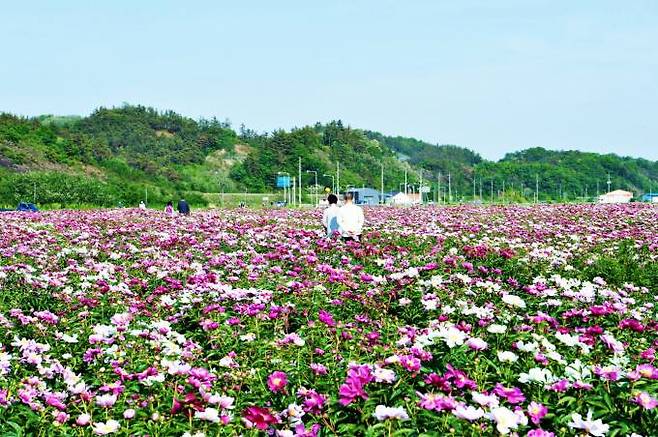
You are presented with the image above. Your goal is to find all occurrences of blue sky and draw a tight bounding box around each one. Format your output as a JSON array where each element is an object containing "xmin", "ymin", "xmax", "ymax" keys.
[{"xmin": 1, "ymin": 0, "xmax": 656, "ymax": 160}]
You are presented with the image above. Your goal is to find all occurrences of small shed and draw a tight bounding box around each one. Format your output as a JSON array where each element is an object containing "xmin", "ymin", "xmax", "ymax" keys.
[
  {"xmin": 347, "ymin": 188, "xmax": 383, "ymax": 205},
  {"xmin": 389, "ymin": 192, "xmax": 421, "ymax": 205},
  {"xmin": 598, "ymin": 190, "xmax": 633, "ymax": 204}
]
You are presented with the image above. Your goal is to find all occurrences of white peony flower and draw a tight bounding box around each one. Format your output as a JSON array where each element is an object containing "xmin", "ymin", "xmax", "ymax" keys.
[
  {"xmin": 438, "ymin": 326, "xmax": 467, "ymax": 348},
  {"xmin": 471, "ymin": 391, "xmax": 499, "ymax": 408},
  {"xmin": 516, "ymin": 341, "xmax": 539, "ymax": 353},
  {"xmin": 518, "ymin": 367, "xmax": 554, "ymax": 384},
  {"xmin": 93, "ymin": 420, "xmax": 120, "ymax": 435},
  {"xmin": 453, "ymin": 404, "xmax": 485, "ymax": 421},
  {"xmin": 372, "ymin": 405, "xmax": 409, "ymax": 421},
  {"xmin": 568, "ymin": 410, "xmax": 609, "ymax": 436},
  {"xmin": 195, "ymin": 407, "xmax": 220, "ymax": 423},
  {"xmin": 487, "ymin": 324, "xmax": 507, "ymax": 334},
  {"xmin": 373, "ymin": 367, "xmax": 397, "ymax": 383},
  {"xmin": 497, "ymin": 351, "xmax": 518, "ymax": 363},
  {"xmin": 489, "ymin": 406, "xmax": 522, "ymax": 434},
  {"xmin": 502, "ymin": 294, "xmax": 526, "ymax": 308}
]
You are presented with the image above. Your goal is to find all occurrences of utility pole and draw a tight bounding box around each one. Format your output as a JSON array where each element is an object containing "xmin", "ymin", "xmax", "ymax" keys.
[
  {"xmin": 380, "ymin": 163, "xmax": 384, "ymax": 204},
  {"xmin": 437, "ymin": 172, "xmax": 441, "ymax": 205},
  {"xmin": 306, "ymin": 170, "xmax": 318, "ymax": 206},
  {"xmin": 535, "ymin": 174, "xmax": 539, "ymax": 204},
  {"xmin": 419, "ymin": 170, "xmax": 423, "ymax": 204},
  {"xmin": 292, "ymin": 177, "xmax": 296, "ymax": 206},
  {"xmin": 502, "ymin": 180, "xmax": 505, "ymax": 204},
  {"xmin": 145, "ymin": 187, "xmax": 148, "ymax": 205},
  {"xmin": 490, "ymin": 180, "xmax": 494, "ymax": 203},
  {"xmin": 323, "ymin": 174, "xmax": 335, "ymax": 194},
  {"xmin": 607, "ymin": 172, "xmax": 611, "ymax": 193},
  {"xmin": 447, "ymin": 173, "xmax": 452, "ymax": 203},
  {"xmin": 298, "ymin": 157, "xmax": 302, "ymax": 205},
  {"xmin": 472, "ymin": 175, "xmax": 476, "ymax": 201},
  {"xmin": 336, "ymin": 162, "xmax": 340, "ymax": 199},
  {"xmin": 479, "ymin": 178, "xmax": 483, "ymax": 201},
  {"xmin": 404, "ymin": 169, "xmax": 408, "ymax": 197}
]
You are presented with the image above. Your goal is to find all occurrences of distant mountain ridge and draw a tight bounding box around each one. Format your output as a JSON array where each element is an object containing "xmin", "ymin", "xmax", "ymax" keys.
[{"xmin": 1, "ymin": 105, "xmax": 656, "ymax": 207}]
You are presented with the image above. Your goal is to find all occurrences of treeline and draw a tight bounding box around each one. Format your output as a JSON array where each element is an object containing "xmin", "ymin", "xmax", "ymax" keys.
[
  {"xmin": 230, "ymin": 121, "xmax": 417, "ymax": 192},
  {"xmin": 72, "ymin": 105, "xmax": 237, "ymax": 179},
  {"xmin": 0, "ymin": 171, "xmax": 207, "ymax": 208},
  {"xmin": 1, "ymin": 104, "xmax": 657, "ymax": 207},
  {"xmin": 365, "ymin": 133, "xmax": 658, "ymax": 201},
  {"xmin": 0, "ymin": 172, "xmax": 117, "ymax": 207},
  {"xmin": 0, "ymin": 105, "xmax": 240, "ymax": 207}
]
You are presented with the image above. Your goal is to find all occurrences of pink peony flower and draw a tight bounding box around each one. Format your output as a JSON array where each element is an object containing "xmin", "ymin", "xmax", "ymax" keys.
[
  {"xmin": 527, "ymin": 401, "xmax": 548, "ymax": 424},
  {"xmin": 310, "ymin": 363, "xmax": 328, "ymax": 375},
  {"xmin": 633, "ymin": 392, "xmax": 658, "ymax": 409},
  {"xmin": 267, "ymin": 371, "xmax": 288, "ymax": 393},
  {"xmin": 417, "ymin": 392, "xmax": 457, "ymax": 411},
  {"xmin": 76, "ymin": 413, "xmax": 91, "ymax": 426}
]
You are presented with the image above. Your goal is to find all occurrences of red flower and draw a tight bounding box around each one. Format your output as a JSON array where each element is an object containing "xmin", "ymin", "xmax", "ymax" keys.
[{"xmin": 242, "ymin": 406, "xmax": 279, "ymax": 430}]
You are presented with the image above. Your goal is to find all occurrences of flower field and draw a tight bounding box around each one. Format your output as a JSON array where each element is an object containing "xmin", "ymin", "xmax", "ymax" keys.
[{"xmin": 1, "ymin": 204, "xmax": 658, "ymax": 436}]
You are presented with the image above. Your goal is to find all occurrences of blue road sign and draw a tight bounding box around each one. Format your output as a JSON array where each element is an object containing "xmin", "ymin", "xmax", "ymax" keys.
[{"xmin": 276, "ymin": 175, "xmax": 291, "ymax": 188}]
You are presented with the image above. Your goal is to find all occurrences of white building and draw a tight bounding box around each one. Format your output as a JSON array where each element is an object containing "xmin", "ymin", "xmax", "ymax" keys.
[
  {"xmin": 390, "ymin": 192, "xmax": 421, "ymax": 205},
  {"xmin": 598, "ymin": 190, "xmax": 633, "ymax": 204}
]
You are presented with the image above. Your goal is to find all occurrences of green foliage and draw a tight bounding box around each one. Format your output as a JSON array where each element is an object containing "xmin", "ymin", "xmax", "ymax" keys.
[
  {"xmin": 0, "ymin": 113, "xmax": 86, "ymax": 167},
  {"xmin": 365, "ymin": 133, "xmax": 658, "ymax": 202},
  {"xmin": 0, "ymin": 172, "xmax": 116, "ymax": 207},
  {"xmin": 35, "ymin": 114, "xmax": 82, "ymax": 127},
  {"xmin": 231, "ymin": 122, "xmax": 418, "ymax": 192},
  {"xmin": 2, "ymin": 106, "xmax": 658, "ymax": 207},
  {"xmin": 73, "ymin": 104, "xmax": 238, "ymax": 176},
  {"xmin": 492, "ymin": 147, "xmax": 658, "ymax": 200}
]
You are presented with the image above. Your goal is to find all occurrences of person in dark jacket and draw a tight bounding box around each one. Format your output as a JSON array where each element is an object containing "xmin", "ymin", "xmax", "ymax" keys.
[{"xmin": 177, "ymin": 199, "xmax": 190, "ymax": 215}]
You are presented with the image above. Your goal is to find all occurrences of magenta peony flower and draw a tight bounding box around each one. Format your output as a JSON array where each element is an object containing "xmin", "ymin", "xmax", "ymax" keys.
[
  {"xmin": 318, "ymin": 310, "xmax": 336, "ymax": 327},
  {"xmin": 242, "ymin": 406, "xmax": 279, "ymax": 430},
  {"xmin": 527, "ymin": 429, "xmax": 555, "ymax": 437},
  {"xmin": 493, "ymin": 383, "xmax": 526, "ymax": 404},
  {"xmin": 267, "ymin": 371, "xmax": 288, "ymax": 393}
]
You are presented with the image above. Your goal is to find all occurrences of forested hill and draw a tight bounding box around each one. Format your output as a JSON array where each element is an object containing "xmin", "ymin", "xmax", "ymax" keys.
[
  {"xmin": 1, "ymin": 105, "xmax": 657, "ymax": 207},
  {"xmin": 365, "ymin": 132, "xmax": 658, "ymax": 201}
]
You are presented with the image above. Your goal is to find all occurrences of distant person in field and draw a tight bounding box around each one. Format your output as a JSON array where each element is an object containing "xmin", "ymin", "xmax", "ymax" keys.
[
  {"xmin": 165, "ymin": 201, "xmax": 174, "ymax": 216},
  {"xmin": 337, "ymin": 192, "xmax": 364, "ymax": 242},
  {"xmin": 177, "ymin": 199, "xmax": 190, "ymax": 215},
  {"xmin": 139, "ymin": 201, "xmax": 146, "ymax": 210},
  {"xmin": 322, "ymin": 194, "xmax": 340, "ymax": 237}
]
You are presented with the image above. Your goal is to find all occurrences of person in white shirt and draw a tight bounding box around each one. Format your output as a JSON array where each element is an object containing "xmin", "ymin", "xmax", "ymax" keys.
[
  {"xmin": 337, "ymin": 192, "xmax": 364, "ymax": 241},
  {"xmin": 322, "ymin": 194, "xmax": 340, "ymax": 238}
]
